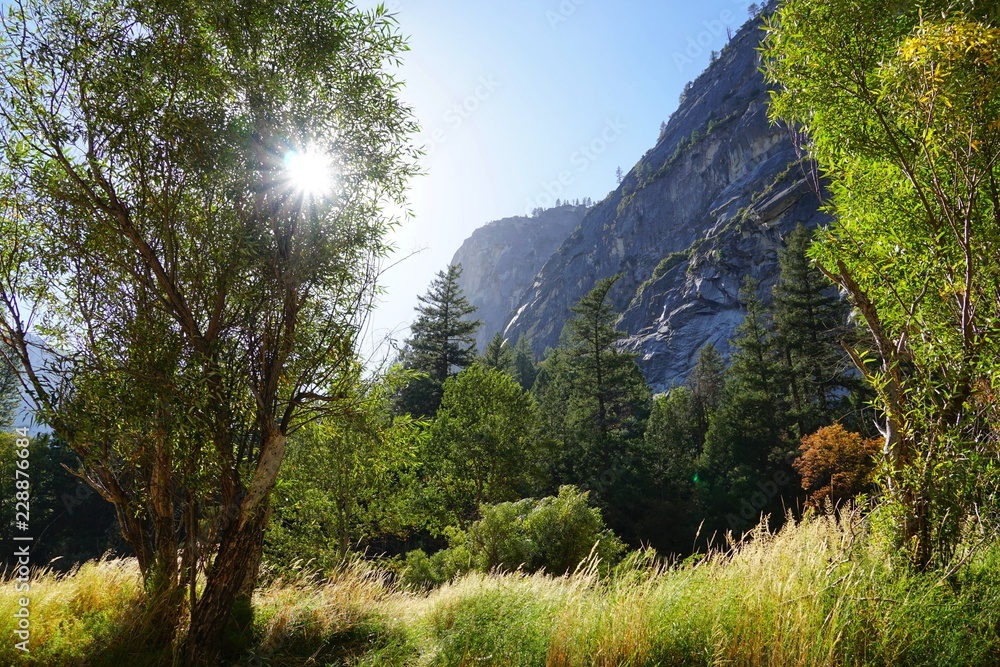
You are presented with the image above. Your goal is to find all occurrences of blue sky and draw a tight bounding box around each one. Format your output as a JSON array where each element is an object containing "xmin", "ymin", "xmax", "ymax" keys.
[{"xmin": 361, "ymin": 0, "xmax": 757, "ymax": 361}]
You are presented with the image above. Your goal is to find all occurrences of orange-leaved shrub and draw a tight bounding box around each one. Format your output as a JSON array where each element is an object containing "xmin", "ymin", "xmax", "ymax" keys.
[{"xmin": 794, "ymin": 424, "xmax": 879, "ymax": 508}]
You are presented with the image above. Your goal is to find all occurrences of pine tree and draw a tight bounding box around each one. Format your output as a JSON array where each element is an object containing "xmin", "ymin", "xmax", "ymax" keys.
[
  {"xmin": 641, "ymin": 386, "xmax": 702, "ymax": 553},
  {"xmin": 566, "ymin": 275, "xmax": 650, "ymax": 441},
  {"xmin": 563, "ymin": 276, "xmax": 652, "ymax": 539},
  {"xmin": 772, "ymin": 224, "xmax": 852, "ymax": 438},
  {"xmin": 687, "ymin": 342, "xmax": 725, "ymax": 441},
  {"xmin": 700, "ymin": 277, "xmax": 790, "ymax": 530},
  {"xmin": 396, "ymin": 264, "xmax": 481, "ymax": 417},
  {"xmin": 531, "ymin": 344, "xmax": 572, "ymax": 457},
  {"xmin": 480, "ymin": 332, "xmax": 515, "ymax": 375},
  {"xmin": 512, "ymin": 335, "xmax": 539, "ymax": 391}
]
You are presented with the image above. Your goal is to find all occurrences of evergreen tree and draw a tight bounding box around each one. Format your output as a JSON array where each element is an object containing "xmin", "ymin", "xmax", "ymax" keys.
[
  {"xmin": 700, "ymin": 277, "xmax": 790, "ymax": 531},
  {"xmin": 531, "ymin": 342, "xmax": 575, "ymax": 486},
  {"xmin": 396, "ymin": 264, "xmax": 481, "ymax": 417},
  {"xmin": 562, "ymin": 276, "xmax": 652, "ymax": 540},
  {"xmin": 480, "ymin": 332, "xmax": 515, "ymax": 375},
  {"xmin": 640, "ymin": 387, "xmax": 702, "ymax": 553},
  {"xmin": 512, "ymin": 335, "xmax": 539, "ymax": 391},
  {"xmin": 687, "ymin": 342, "xmax": 726, "ymax": 442},
  {"xmin": 772, "ymin": 224, "xmax": 853, "ymax": 438},
  {"xmin": 566, "ymin": 275, "xmax": 650, "ymax": 442}
]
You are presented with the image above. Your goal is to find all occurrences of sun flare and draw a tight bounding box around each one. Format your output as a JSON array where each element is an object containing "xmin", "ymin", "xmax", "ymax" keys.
[{"xmin": 283, "ymin": 148, "xmax": 333, "ymax": 198}]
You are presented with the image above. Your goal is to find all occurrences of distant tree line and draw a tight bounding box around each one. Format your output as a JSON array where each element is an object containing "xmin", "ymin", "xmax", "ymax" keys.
[
  {"xmin": 256, "ymin": 226, "xmax": 878, "ymax": 567},
  {"xmin": 531, "ymin": 197, "xmax": 593, "ymax": 217},
  {"xmin": 8, "ymin": 226, "xmax": 880, "ymax": 577}
]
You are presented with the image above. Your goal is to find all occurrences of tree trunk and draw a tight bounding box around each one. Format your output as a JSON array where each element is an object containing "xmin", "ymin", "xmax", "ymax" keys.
[
  {"xmin": 184, "ymin": 428, "xmax": 286, "ymax": 665},
  {"xmin": 184, "ymin": 500, "xmax": 271, "ymax": 666}
]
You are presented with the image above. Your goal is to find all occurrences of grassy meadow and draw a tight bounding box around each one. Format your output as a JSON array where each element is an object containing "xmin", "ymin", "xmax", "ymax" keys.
[{"xmin": 2, "ymin": 512, "xmax": 999, "ymax": 666}]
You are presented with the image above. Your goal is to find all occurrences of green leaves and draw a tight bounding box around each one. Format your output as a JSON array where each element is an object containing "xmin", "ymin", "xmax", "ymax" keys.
[
  {"xmin": 427, "ymin": 365, "xmax": 543, "ymax": 522},
  {"xmin": 764, "ymin": 0, "xmax": 1000, "ymax": 568},
  {"xmin": 0, "ymin": 0, "xmax": 419, "ymax": 649}
]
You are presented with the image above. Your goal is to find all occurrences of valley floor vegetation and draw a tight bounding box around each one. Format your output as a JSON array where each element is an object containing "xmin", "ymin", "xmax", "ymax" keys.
[
  {"xmin": 3, "ymin": 511, "xmax": 999, "ymax": 666},
  {"xmin": 1, "ymin": 0, "xmax": 999, "ymax": 663}
]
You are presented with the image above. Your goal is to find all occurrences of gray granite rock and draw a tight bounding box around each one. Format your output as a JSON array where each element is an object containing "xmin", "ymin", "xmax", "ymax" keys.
[
  {"xmin": 499, "ymin": 10, "xmax": 828, "ymax": 391},
  {"xmin": 450, "ymin": 205, "xmax": 587, "ymax": 352},
  {"xmin": 454, "ymin": 8, "xmax": 828, "ymax": 392}
]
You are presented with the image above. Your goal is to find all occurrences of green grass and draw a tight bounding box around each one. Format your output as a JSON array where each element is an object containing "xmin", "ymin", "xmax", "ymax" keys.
[{"xmin": 4, "ymin": 513, "xmax": 1000, "ymax": 666}]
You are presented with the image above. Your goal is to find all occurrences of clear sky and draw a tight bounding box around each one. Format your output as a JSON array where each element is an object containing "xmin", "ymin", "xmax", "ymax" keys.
[{"xmin": 360, "ymin": 0, "xmax": 755, "ymax": 362}]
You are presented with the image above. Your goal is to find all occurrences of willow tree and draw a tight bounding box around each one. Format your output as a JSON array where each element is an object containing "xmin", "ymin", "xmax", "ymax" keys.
[
  {"xmin": 0, "ymin": 0, "xmax": 417, "ymax": 662},
  {"xmin": 764, "ymin": 0, "xmax": 1000, "ymax": 568}
]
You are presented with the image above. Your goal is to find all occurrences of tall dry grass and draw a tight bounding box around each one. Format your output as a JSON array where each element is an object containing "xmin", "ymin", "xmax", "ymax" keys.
[
  {"xmin": 0, "ymin": 557, "xmax": 143, "ymax": 665},
  {"xmin": 402, "ymin": 512, "xmax": 1000, "ymax": 666},
  {"xmin": 2, "ymin": 513, "xmax": 998, "ymax": 666}
]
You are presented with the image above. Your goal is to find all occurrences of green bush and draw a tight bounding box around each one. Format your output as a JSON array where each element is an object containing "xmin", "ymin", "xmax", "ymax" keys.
[
  {"xmin": 523, "ymin": 487, "xmax": 624, "ymax": 574},
  {"xmin": 401, "ymin": 486, "xmax": 624, "ymax": 589}
]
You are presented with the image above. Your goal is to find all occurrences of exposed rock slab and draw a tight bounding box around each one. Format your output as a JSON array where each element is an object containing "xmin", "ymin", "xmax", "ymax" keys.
[
  {"xmin": 499, "ymin": 10, "xmax": 828, "ymax": 390},
  {"xmin": 450, "ymin": 205, "xmax": 587, "ymax": 352}
]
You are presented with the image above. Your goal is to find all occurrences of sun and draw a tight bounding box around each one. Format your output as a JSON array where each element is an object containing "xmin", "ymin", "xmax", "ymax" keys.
[{"xmin": 283, "ymin": 148, "xmax": 333, "ymax": 198}]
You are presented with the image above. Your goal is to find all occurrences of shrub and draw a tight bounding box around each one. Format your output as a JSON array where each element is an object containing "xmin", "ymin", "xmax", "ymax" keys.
[
  {"xmin": 794, "ymin": 424, "xmax": 879, "ymax": 507},
  {"xmin": 400, "ymin": 486, "xmax": 624, "ymax": 589},
  {"xmin": 523, "ymin": 486, "xmax": 624, "ymax": 574}
]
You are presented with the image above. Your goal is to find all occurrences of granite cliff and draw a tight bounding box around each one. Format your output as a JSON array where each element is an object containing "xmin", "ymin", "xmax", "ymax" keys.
[
  {"xmin": 450, "ymin": 204, "xmax": 587, "ymax": 352},
  {"xmin": 456, "ymin": 8, "xmax": 828, "ymax": 391}
]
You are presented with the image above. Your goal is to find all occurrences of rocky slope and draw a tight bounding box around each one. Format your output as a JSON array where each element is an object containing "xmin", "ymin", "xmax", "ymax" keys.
[
  {"xmin": 451, "ymin": 205, "xmax": 587, "ymax": 352},
  {"xmin": 498, "ymin": 8, "xmax": 828, "ymax": 391}
]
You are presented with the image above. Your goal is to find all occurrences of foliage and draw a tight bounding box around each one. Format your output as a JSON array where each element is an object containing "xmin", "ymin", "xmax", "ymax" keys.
[
  {"xmin": 0, "ymin": 434, "xmax": 123, "ymax": 570},
  {"xmin": 764, "ymin": 0, "xmax": 1000, "ymax": 567},
  {"xmin": 395, "ymin": 264, "xmax": 481, "ymax": 418},
  {"xmin": 772, "ymin": 224, "xmax": 855, "ymax": 439},
  {"xmin": 638, "ymin": 387, "xmax": 703, "ymax": 553},
  {"xmin": 479, "ymin": 332, "xmax": 515, "ymax": 375},
  {"xmin": 0, "ymin": 0, "xmax": 417, "ymax": 660},
  {"xmin": 265, "ymin": 382, "xmax": 422, "ymax": 574},
  {"xmin": 563, "ymin": 275, "xmax": 652, "ymax": 480},
  {"xmin": 687, "ymin": 342, "xmax": 725, "ymax": 441},
  {"xmin": 400, "ymin": 486, "xmax": 624, "ymax": 589},
  {"xmin": 532, "ymin": 276, "xmax": 652, "ymax": 543},
  {"xmin": 0, "ymin": 342, "xmax": 18, "ymax": 428},
  {"xmin": 700, "ymin": 278, "xmax": 792, "ymax": 529},
  {"xmin": 794, "ymin": 424, "xmax": 879, "ymax": 508},
  {"xmin": 11, "ymin": 515, "xmax": 1000, "ymax": 666},
  {"xmin": 425, "ymin": 365, "xmax": 542, "ymax": 523},
  {"xmin": 511, "ymin": 335, "xmax": 539, "ymax": 391}
]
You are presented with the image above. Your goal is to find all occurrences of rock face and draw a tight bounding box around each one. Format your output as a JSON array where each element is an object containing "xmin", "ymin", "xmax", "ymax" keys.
[
  {"xmin": 451, "ymin": 205, "xmax": 587, "ymax": 352},
  {"xmin": 498, "ymin": 9, "xmax": 828, "ymax": 391}
]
